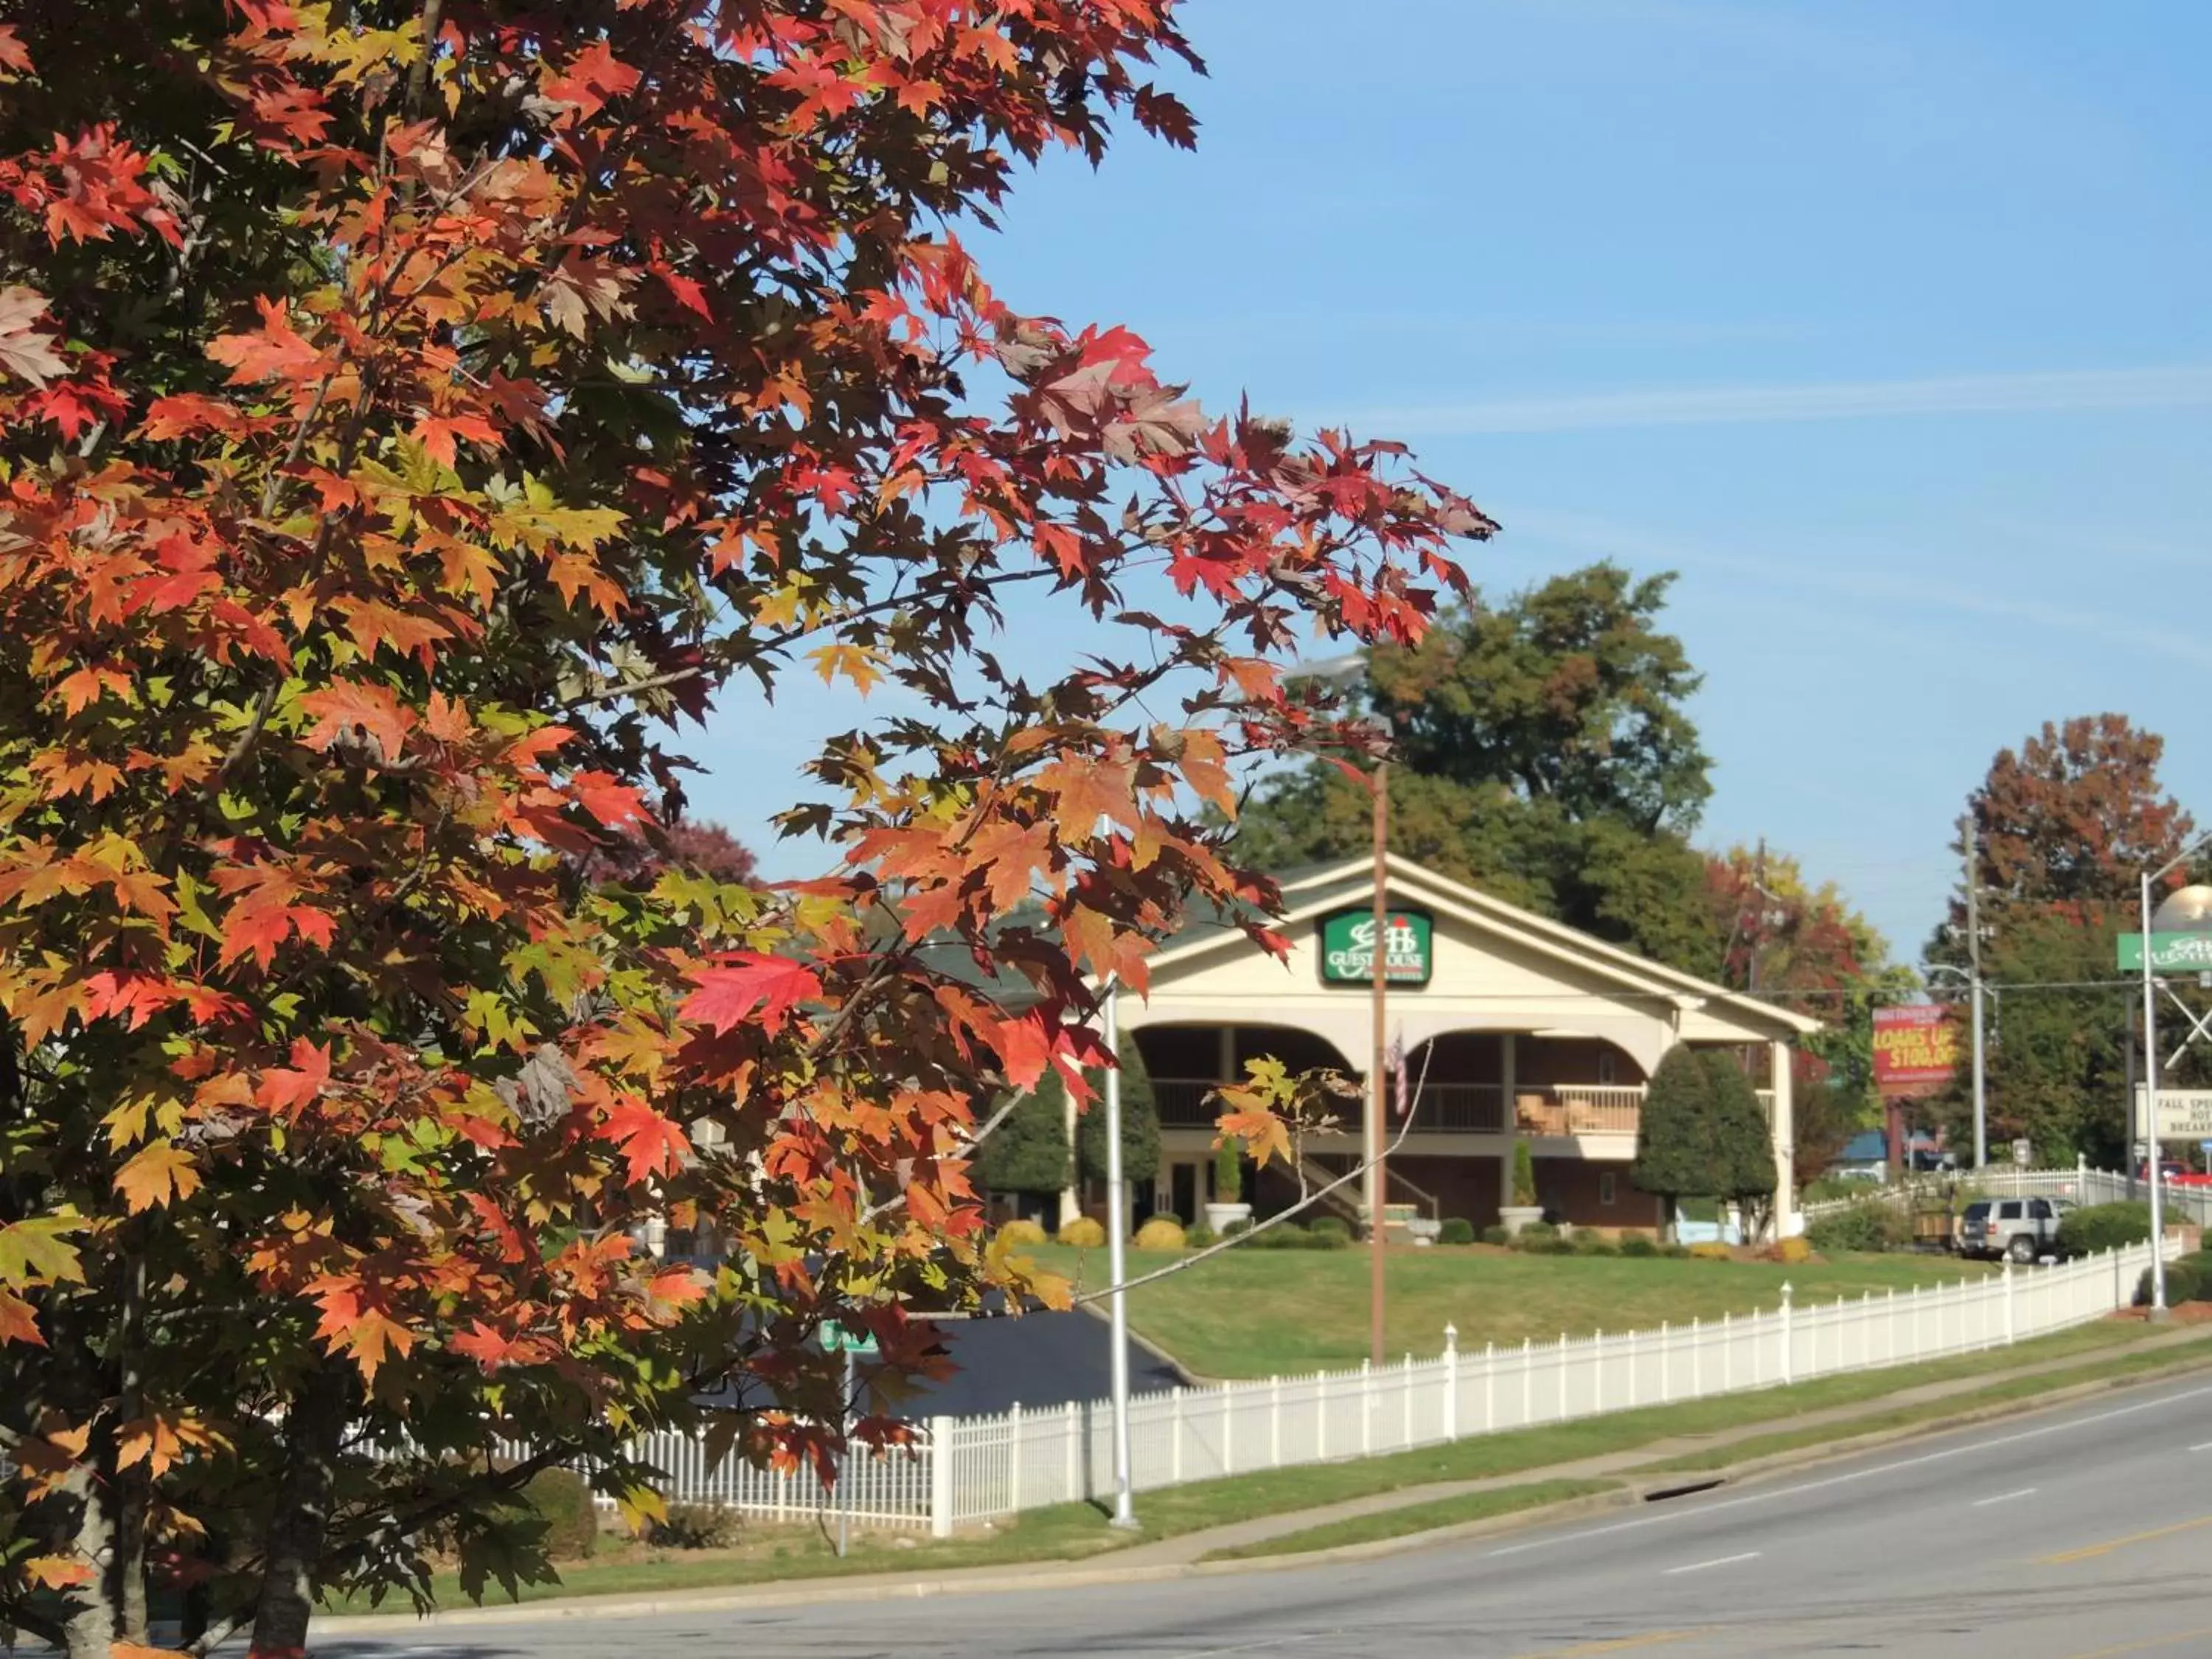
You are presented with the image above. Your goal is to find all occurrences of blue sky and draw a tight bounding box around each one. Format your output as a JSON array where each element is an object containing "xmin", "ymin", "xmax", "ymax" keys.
[{"xmin": 687, "ymin": 0, "xmax": 2212, "ymax": 966}]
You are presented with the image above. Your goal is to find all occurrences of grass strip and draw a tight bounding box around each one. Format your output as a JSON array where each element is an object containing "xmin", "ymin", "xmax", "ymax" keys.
[
  {"xmin": 1198, "ymin": 1480, "xmax": 1619, "ymax": 1562},
  {"xmin": 1631, "ymin": 1337, "xmax": 2212, "ymax": 1474}
]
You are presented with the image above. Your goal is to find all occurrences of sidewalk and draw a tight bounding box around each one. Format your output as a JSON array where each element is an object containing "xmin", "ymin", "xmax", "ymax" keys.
[{"xmin": 314, "ymin": 1322, "xmax": 2212, "ymax": 1632}]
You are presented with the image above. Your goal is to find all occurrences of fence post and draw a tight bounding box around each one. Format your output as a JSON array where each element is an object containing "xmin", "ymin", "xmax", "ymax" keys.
[
  {"xmin": 1779, "ymin": 1283, "xmax": 1795, "ymax": 1387},
  {"xmin": 1270, "ymin": 1375, "xmax": 1282, "ymax": 1467},
  {"xmin": 1006, "ymin": 1402, "xmax": 1023, "ymax": 1514},
  {"xmin": 1222, "ymin": 1383, "xmax": 1234, "ymax": 1477},
  {"xmin": 1361, "ymin": 1358, "xmax": 1374, "ymax": 1455},
  {"xmin": 1522, "ymin": 1337, "xmax": 1532, "ymax": 1425},
  {"xmin": 1171, "ymin": 1388, "xmax": 1184, "ymax": 1484},
  {"xmin": 1557, "ymin": 1333, "xmax": 1568, "ymax": 1421},
  {"xmin": 1444, "ymin": 1324, "xmax": 1460, "ymax": 1441},
  {"xmin": 1722, "ymin": 1310, "xmax": 1731, "ymax": 1391},
  {"xmin": 1691, "ymin": 1317, "xmax": 1700, "ymax": 1398},
  {"xmin": 1660, "ymin": 1321, "xmax": 1670, "ymax": 1403},
  {"xmin": 928, "ymin": 1415, "xmax": 953, "ymax": 1539},
  {"xmin": 1627, "ymin": 1328, "xmax": 1637, "ymax": 1408},
  {"xmin": 2003, "ymin": 1258, "xmax": 2016, "ymax": 1346},
  {"xmin": 1318, "ymin": 1373, "xmax": 1328, "ymax": 1460},
  {"xmin": 1065, "ymin": 1400, "xmax": 1078, "ymax": 1502}
]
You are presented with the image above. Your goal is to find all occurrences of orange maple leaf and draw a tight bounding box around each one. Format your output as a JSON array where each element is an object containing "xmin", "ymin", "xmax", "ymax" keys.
[
  {"xmin": 114, "ymin": 1142, "xmax": 202, "ymax": 1214},
  {"xmin": 298, "ymin": 681, "xmax": 415, "ymax": 762},
  {"xmin": 678, "ymin": 954, "xmax": 821, "ymax": 1036}
]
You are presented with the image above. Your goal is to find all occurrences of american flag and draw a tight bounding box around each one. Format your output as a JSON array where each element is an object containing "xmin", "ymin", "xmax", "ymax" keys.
[{"xmin": 1388, "ymin": 1028, "xmax": 1408, "ymax": 1119}]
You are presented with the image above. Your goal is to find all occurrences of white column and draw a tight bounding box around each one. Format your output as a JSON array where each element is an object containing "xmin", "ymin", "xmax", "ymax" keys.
[
  {"xmin": 928, "ymin": 1415, "xmax": 954, "ymax": 1538},
  {"xmin": 1216, "ymin": 1025, "xmax": 1237, "ymax": 1085},
  {"xmin": 1498, "ymin": 1033, "xmax": 1519, "ymax": 1216},
  {"xmin": 1770, "ymin": 1040, "xmax": 1799, "ymax": 1239},
  {"xmin": 1059, "ymin": 1082, "xmax": 1080, "ymax": 1231}
]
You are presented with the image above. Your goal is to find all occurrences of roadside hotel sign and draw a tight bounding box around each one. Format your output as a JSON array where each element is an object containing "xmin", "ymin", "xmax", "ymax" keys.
[
  {"xmin": 2135, "ymin": 1085, "xmax": 2212, "ymax": 1142},
  {"xmin": 1871, "ymin": 1005, "xmax": 1958, "ymax": 1099},
  {"xmin": 1319, "ymin": 908, "xmax": 1434, "ymax": 987},
  {"xmin": 819, "ymin": 1322, "xmax": 879, "ymax": 1357},
  {"xmin": 2118, "ymin": 933, "xmax": 2212, "ymax": 973}
]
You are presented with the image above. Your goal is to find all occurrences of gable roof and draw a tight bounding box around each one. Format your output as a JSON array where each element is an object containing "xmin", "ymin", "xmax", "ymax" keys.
[{"xmin": 1137, "ymin": 852, "xmax": 1821, "ymax": 1040}]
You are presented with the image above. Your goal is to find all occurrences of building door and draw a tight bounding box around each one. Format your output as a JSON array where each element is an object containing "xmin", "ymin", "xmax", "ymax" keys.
[{"xmin": 1170, "ymin": 1161, "xmax": 1197, "ymax": 1227}]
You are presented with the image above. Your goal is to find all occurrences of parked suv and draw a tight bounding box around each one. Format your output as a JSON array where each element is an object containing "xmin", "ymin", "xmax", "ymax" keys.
[{"xmin": 1958, "ymin": 1196, "xmax": 2070, "ymax": 1262}]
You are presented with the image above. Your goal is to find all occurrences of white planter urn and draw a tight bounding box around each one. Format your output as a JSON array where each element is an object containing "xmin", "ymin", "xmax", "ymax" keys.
[
  {"xmin": 1405, "ymin": 1217, "xmax": 1442, "ymax": 1248},
  {"xmin": 1204, "ymin": 1200, "xmax": 1252, "ymax": 1234},
  {"xmin": 1500, "ymin": 1205, "xmax": 1545, "ymax": 1239}
]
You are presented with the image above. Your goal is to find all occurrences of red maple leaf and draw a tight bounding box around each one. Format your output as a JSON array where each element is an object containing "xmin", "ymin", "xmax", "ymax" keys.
[
  {"xmin": 571, "ymin": 770, "xmax": 648, "ymax": 828},
  {"xmin": 600, "ymin": 1096, "xmax": 690, "ymax": 1186},
  {"xmin": 298, "ymin": 681, "xmax": 414, "ymax": 763},
  {"xmin": 678, "ymin": 953, "xmax": 822, "ymax": 1036},
  {"xmin": 257, "ymin": 1038, "xmax": 331, "ymax": 1117}
]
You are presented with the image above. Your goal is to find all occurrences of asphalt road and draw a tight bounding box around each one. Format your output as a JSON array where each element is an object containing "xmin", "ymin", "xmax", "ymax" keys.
[{"xmin": 319, "ymin": 1371, "xmax": 2212, "ymax": 1658}]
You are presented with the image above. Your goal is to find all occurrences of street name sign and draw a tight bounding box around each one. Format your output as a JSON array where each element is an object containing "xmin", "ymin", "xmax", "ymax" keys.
[{"xmin": 2118, "ymin": 932, "xmax": 2212, "ymax": 973}]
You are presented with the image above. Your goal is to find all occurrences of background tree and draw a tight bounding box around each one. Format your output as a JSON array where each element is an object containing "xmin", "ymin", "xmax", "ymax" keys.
[
  {"xmin": 578, "ymin": 820, "xmax": 759, "ymax": 889},
  {"xmin": 1792, "ymin": 1074, "xmax": 1867, "ymax": 1191},
  {"xmin": 1234, "ymin": 564, "xmax": 1713, "ymax": 964},
  {"xmin": 974, "ymin": 1093, "xmax": 1074, "ymax": 1206},
  {"xmin": 1632, "ymin": 1046, "xmax": 1719, "ymax": 1239},
  {"xmin": 1925, "ymin": 716, "xmax": 2200, "ymax": 1164},
  {"xmin": 1076, "ymin": 1034, "xmax": 1162, "ymax": 1194},
  {"xmin": 0, "ymin": 7, "xmax": 1484, "ymax": 1655},
  {"xmin": 1703, "ymin": 1051, "xmax": 1778, "ymax": 1235}
]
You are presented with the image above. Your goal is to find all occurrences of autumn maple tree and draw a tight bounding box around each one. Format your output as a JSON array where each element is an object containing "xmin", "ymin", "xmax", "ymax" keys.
[{"xmin": 0, "ymin": 3, "xmax": 1485, "ymax": 1655}]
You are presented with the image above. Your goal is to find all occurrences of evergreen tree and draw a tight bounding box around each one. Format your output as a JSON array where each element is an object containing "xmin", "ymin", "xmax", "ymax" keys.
[
  {"xmin": 1703, "ymin": 1051, "xmax": 1778, "ymax": 1233},
  {"xmin": 1077, "ymin": 1034, "xmax": 1163, "ymax": 1189},
  {"xmin": 975, "ymin": 1091, "xmax": 1074, "ymax": 1197},
  {"xmin": 1633, "ymin": 1046, "xmax": 1720, "ymax": 1237}
]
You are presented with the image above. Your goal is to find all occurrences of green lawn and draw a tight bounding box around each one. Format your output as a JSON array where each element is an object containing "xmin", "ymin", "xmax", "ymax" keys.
[{"xmin": 1034, "ymin": 1243, "xmax": 1997, "ymax": 1377}]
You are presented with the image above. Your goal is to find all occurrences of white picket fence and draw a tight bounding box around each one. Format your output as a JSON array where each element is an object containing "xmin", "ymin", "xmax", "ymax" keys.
[{"xmin": 538, "ymin": 1237, "xmax": 2165, "ymax": 1536}]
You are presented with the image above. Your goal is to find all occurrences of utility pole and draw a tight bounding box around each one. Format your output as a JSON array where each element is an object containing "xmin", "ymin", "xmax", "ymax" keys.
[
  {"xmin": 1747, "ymin": 838, "xmax": 1767, "ymax": 997},
  {"xmin": 1966, "ymin": 819, "xmax": 1989, "ymax": 1172},
  {"xmin": 1368, "ymin": 759, "xmax": 1389, "ymax": 1369}
]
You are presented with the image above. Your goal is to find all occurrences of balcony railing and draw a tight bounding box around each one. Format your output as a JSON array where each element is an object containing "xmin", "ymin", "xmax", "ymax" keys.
[{"xmin": 1155, "ymin": 1079, "xmax": 1774, "ymax": 1138}]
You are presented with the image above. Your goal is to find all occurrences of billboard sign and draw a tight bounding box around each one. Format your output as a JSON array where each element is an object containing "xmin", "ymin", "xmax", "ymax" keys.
[
  {"xmin": 1319, "ymin": 908, "xmax": 1433, "ymax": 987},
  {"xmin": 2135, "ymin": 1085, "xmax": 2212, "ymax": 1142},
  {"xmin": 1871, "ymin": 1005, "xmax": 1958, "ymax": 1099}
]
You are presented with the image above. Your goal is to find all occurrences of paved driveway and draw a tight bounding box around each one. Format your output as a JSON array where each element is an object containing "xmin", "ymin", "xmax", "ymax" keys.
[{"xmin": 892, "ymin": 1310, "xmax": 1184, "ymax": 1419}]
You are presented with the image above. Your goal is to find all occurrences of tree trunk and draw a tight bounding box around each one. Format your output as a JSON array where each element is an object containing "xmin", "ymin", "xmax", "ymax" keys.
[
  {"xmin": 56, "ymin": 1457, "xmax": 114, "ymax": 1659},
  {"xmin": 246, "ymin": 1369, "xmax": 348, "ymax": 1659}
]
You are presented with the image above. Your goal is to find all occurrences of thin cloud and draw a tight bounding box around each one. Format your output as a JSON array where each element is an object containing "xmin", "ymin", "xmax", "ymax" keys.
[{"xmin": 1343, "ymin": 366, "xmax": 2212, "ymax": 437}]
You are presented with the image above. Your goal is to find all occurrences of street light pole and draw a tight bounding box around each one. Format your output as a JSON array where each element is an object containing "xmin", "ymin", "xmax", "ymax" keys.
[
  {"xmin": 1103, "ymin": 982, "xmax": 1137, "ymax": 1526},
  {"xmin": 2143, "ymin": 868, "xmax": 2167, "ymax": 1314},
  {"xmin": 1368, "ymin": 759, "xmax": 1389, "ymax": 1370}
]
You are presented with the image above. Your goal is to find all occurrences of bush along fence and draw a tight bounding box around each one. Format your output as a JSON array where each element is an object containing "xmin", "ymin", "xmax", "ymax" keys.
[{"xmin": 554, "ymin": 1238, "xmax": 2166, "ymax": 1536}]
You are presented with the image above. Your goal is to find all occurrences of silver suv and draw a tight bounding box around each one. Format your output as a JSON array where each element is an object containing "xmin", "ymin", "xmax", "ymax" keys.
[{"xmin": 1958, "ymin": 1196, "xmax": 2070, "ymax": 1263}]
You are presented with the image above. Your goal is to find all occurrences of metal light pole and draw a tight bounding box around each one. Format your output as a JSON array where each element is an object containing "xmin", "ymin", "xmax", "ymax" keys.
[
  {"xmin": 1368, "ymin": 760, "xmax": 1389, "ymax": 1369},
  {"xmin": 1963, "ymin": 815, "xmax": 1989, "ymax": 1169},
  {"xmin": 1102, "ymin": 982, "xmax": 1137, "ymax": 1527}
]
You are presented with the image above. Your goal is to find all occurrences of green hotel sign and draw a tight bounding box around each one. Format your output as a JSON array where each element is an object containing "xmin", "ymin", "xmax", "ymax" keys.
[
  {"xmin": 1320, "ymin": 908, "xmax": 1434, "ymax": 987},
  {"xmin": 2118, "ymin": 932, "xmax": 2212, "ymax": 973}
]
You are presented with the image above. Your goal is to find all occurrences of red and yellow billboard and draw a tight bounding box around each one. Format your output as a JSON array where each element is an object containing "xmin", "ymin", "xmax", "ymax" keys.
[{"xmin": 1871, "ymin": 1005, "xmax": 1958, "ymax": 1099}]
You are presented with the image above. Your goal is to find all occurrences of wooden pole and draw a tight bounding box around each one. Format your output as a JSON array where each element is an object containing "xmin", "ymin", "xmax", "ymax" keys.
[{"xmin": 1370, "ymin": 759, "xmax": 1389, "ymax": 1368}]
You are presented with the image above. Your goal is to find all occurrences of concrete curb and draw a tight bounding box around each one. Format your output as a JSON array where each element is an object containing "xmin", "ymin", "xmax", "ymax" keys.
[{"xmin": 310, "ymin": 1340, "xmax": 2212, "ymax": 1635}]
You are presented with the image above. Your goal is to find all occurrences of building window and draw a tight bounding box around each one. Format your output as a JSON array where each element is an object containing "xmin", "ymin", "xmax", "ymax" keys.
[
  {"xmin": 1596, "ymin": 1050, "xmax": 1617, "ymax": 1085},
  {"xmin": 1598, "ymin": 1172, "xmax": 1618, "ymax": 1206}
]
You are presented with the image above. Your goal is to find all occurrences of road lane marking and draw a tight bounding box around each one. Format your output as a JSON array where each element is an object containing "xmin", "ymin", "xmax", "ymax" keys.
[
  {"xmin": 1514, "ymin": 1635, "xmax": 1699, "ymax": 1658},
  {"xmin": 2065, "ymin": 1626, "xmax": 2212, "ymax": 1658},
  {"xmin": 1972, "ymin": 1486, "xmax": 2037, "ymax": 1506},
  {"xmin": 2040, "ymin": 1513, "xmax": 2212, "ymax": 1565},
  {"xmin": 2191, "ymin": 1441, "xmax": 2212, "ymax": 1452},
  {"xmin": 1484, "ymin": 1382, "xmax": 2212, "ymax": 1560},
  {"xmin": 1663, "ymin": 1550, "xmax": 1759, "ymax": 1576}
]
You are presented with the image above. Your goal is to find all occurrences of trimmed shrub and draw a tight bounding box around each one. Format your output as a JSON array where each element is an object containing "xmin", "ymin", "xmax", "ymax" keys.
[
  {"xmin": 1633, "ymin": 1046, "xmax": 1719, "ymax": 1219},
  {"xmin": 1806, "ymin": 1204, "xmax": 1905, "ymax": 1255},
  {"xmin": 975, "ymin": 1090, "xmax": 1072, "ymax": 1198},
  {"xmin": 1663, "ymin": 1243, "xmax": 1694, "ymax": 1259},
  {"xmin": 1531, "ymin": 1235, "xmax": 1578, "ymax": 1255},
  {"xmin": 1512, "ymin": 1138, "xmax": 1538, "ymax": 1208},
  {"xmin": 1222, "ymin": 1217, "xmax": 1253, "ymax": 1238},
  {"xmin": 1246, "ymin": 1222, "xmax": 1309, "ymax": 1249},
  {"xmin": 1688, "ymin": 1242, "xmax": 1733, "ymax": 1260},
  {"xmin": 1519, "ymin": 1220, "xmax": 1559, "ymax": 1242},
  {"xmin": 1312, "ymin": 1216, "xmax": 1353, "ymax": 1242},
  {"xmin": 1773, "ymin": 1235, "xmax": 1813, "ymax": 1265},
  {"xmin": 1438, "ymin": 1217, "xmax": 1476, "ymax": 1245},
  {"xmin": 1214, "ymin": 1140, "xmax": 1243, "ymax": 1203},
  {"xmin": 647, "ymin": 1503, "xmax": 741, "ymax": 1551},
  {"xmin": 1618, "ymin": 1234, "xmax": 1660, "ymax": 1259},
  {"xmin": 1307, "ymin": 1225, "xmax": 1351, "ymax": 1251},
  {"xmin": 522, "ymin": 1469, "xmax": 598, "ymax": 1562},
  {"xmin": 1479, "ymin": 1225, "xmax": 1510, "ymax": 1246},
  {"xmin": 995, "ymin": 1217, "xmax": 1048, "ymax": 1248},
  {"xmin": 1573, "ymin": 1232, "xmax": 1619, "ymax": 1256},
  {"xmin": 1184, "ymin": 1223, "xmax": 1217, "ymax": 1249},
  {"xmin": 1057, "ymin": 1214, "xmax": 1106, "ymax": 1249},
  {"xmin": 2059, "ymin": 1202, "xmax": 2152, "ymax": 1257},
  {"xmin": 1133, "ymin": 1217, "xmax": 1186, "ymax": 1251},
  {"xmin": 1076, "ymin": 1033, "xmax": 1161, "ymax": 1189}
]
